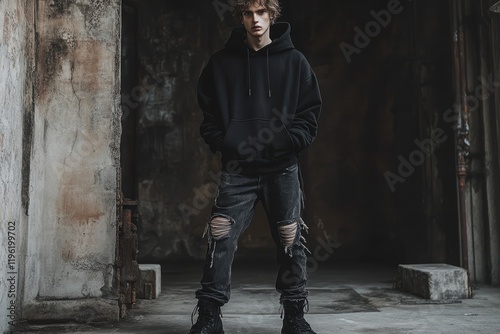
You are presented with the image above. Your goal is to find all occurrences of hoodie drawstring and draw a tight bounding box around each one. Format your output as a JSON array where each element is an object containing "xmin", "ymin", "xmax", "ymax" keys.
[
  {"xmin": 247, "ymin": 48, "xmax": 252, "ymax": 96},
  {"xmin": 267, "ymin": 49, "xmax": 272, "ymax": 98},
  {"xmin": 246, "ymin": 48, "xmax": 272, "ymax": 98}
]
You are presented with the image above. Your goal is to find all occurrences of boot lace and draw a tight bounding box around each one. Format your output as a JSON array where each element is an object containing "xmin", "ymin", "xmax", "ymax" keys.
[{"xmin": 190, "ymin": 304, "xmax": 223, "ymax": 329}]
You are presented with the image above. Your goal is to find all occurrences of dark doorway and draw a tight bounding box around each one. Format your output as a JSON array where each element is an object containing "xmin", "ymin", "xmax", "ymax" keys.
[{"xmin": 120, "ymin": 0, "xmax": 460, "ymax": 268}]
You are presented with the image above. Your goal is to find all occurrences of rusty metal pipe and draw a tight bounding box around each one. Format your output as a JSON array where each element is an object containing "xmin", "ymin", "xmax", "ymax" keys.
[{"xmin": 451, "ymin": 0, "xmax": 470, "ymax": 271}]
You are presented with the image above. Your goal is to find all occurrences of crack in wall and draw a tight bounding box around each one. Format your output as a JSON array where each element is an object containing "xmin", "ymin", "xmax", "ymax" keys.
[{"xmin": 69, "ymin": 60, "xmax": 82, "ymax": 117}]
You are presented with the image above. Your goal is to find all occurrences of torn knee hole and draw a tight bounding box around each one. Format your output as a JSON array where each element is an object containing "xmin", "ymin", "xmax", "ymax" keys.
[
  {"xmin": 209, "ymin": 216, "xmax": 232, "ymax": 239},
  {"xmin": 278, "ymin": 221, "xmax": 298, "ymax": 248}
]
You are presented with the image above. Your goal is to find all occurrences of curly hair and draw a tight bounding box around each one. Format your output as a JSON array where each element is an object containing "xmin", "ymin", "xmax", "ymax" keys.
[{"xmin": 231, "ymin": 0, "xmax": 282, "ymax": 24}]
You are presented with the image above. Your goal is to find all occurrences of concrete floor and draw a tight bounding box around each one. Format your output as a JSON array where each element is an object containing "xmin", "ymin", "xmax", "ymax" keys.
[{"xmin": 13, "ymin": 260, "xmax": 500, "ymax": 334}]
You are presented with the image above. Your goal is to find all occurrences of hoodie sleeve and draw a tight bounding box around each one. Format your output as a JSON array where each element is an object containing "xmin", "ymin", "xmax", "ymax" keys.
[
  {"xmin": 198, "ymin": 60, "xmax": 225, "ymax": 153},
  {"xmin": 289, "ymin": 61, "xmax": 322, "ymax": 154}
]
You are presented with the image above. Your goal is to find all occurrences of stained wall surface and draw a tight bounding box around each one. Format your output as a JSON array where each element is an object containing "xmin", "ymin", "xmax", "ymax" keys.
[
  {"xmin": 1, "ymin": 0, "xmax": 123, "ymax": 326},
  {"xmin": 1, "ymin": 0, "xmax": 122, "ymax": 328},
  {"xmin": 29, "ymin": 0, "xmax": 122, "ymax": 301}
]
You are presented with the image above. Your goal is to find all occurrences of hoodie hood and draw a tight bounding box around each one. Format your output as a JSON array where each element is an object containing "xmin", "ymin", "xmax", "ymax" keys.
[
  {"xmin": 224, "ymin": 22, "xmax": 295, "ymax": 97},
  {"xmin": 225, "ymin": 22, "xmax": 295, "ymax": 54}
]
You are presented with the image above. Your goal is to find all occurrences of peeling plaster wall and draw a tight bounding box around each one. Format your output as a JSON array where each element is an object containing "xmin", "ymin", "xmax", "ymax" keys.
[
  {"xmin": 0, "ymin": 1, "xmax": 34, "ymax": 332},
  {"xmin": 15, "ymin": 0, "xmax": 122, "ymax": 322},
  {"xmin": 34, "ymin": 0, "xmax": 121, "ymax": 298}
]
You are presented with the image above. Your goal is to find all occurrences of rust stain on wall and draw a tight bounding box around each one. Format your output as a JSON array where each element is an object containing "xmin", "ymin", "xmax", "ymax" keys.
[
  {"xmin": 57, "ymin": 172, "xmax": 106, "ymax": 224},
  {"xmin": 71, "ymin": 40, "xmax": 105, "ymax": 93}
]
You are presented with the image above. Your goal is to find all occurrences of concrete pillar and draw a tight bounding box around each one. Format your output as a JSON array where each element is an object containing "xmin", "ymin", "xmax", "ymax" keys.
[
  {"xmin": 0, "ymin": 1, "xmax": 35, "ymax": 332},
  {"xmin": 16, "ymin": 0, "xmax": 122, "ymax": 324}
]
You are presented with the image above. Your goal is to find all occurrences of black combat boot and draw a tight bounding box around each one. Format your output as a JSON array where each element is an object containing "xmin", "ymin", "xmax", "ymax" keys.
[
  {"xmin": 281, "ymin": 299, "xmax": 317, "ymax": 334},
  {"xmin": 188, "ymin": 299, "xmax": 224, "ymax": 334}
]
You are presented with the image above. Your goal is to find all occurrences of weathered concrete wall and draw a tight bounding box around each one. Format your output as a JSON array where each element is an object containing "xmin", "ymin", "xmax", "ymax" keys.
[
  {"xmin": 15, "ymin": 0, "xmax": 122, "ymax": 323},
  {"xmin": 0, "ymin": 1, "xmax": 34, "ymax": 332}
]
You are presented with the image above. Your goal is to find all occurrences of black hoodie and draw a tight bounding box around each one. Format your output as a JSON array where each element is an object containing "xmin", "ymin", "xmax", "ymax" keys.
[{"xmin": 198, "ymin": 22, "xmax": 322, "ymax": 174}]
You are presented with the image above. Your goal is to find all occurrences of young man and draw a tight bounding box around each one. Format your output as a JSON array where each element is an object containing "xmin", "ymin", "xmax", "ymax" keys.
[{"xmin": 189, "ymin": 1, "xmax": 321, "ymax": 333}]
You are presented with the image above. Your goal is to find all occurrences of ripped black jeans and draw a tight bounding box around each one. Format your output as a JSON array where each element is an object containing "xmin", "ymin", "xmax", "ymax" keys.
[{"xmin": 195, "ymin": 163, "xmax": 309, "ymax": 306}]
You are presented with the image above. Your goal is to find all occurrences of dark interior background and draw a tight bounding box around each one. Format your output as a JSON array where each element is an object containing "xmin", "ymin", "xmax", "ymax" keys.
[{"xmin": 120, "ymin": 0, "xmax": 460, "ymax": 268}]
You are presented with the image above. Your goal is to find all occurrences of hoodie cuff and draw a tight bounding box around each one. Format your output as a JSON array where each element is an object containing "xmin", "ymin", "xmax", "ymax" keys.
[
  {"xmin": 289, "ymin": 131, "xmax": 305, "ymax": 154},
  {"xmin": 212, "ymin": 138, "xmax": 224, "ymax": 153}
]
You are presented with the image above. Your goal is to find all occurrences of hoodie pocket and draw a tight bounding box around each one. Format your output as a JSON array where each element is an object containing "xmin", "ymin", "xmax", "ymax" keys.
[{"xmin": 222, "ymin": 119, "xmax": 295, "ymax": 162}]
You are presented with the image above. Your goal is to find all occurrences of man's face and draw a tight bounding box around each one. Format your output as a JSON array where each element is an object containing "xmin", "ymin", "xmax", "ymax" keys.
[{"xmin": 242, "ymin": 3, "xmax": 272, "ymax": 38}]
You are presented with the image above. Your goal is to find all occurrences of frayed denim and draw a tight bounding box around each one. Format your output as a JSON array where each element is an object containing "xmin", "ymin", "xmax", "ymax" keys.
[{"xmin": 195, "ymin": 163, "xmax": 310, "ymax": 305}]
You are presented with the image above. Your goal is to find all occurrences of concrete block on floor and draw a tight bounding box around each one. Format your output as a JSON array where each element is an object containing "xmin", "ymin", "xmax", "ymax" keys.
[
  {"xmin": 397, "ymin": 263, "xmax": 470, "ymax": 300},
  {"xmin": 136, "ymin": 264, "xmax": 161, "ymax": 299}
]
